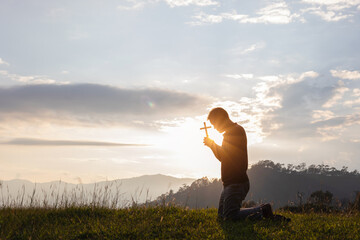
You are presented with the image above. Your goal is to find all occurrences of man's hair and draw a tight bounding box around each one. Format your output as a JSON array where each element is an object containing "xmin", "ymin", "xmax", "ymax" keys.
[{"xmin": 207, "ymin": 107, "xmax": 229, "ymax": 122}]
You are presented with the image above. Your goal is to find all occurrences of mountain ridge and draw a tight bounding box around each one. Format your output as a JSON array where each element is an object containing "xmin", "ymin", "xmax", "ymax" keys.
[{"xmin": 0, "ymin": 174, "xmax": 196, "ymax": 207}]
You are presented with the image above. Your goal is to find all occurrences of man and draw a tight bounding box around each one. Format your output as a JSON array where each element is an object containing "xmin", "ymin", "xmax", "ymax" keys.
[{"xmin": 203, "ymin": 107, "xmax": 274, "ymax": 221}]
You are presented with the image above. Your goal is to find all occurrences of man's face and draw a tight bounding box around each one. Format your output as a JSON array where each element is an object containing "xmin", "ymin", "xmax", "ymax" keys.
[{"xmin": 210, "ymin": 119, "xmax": 225, "ymax": 133}]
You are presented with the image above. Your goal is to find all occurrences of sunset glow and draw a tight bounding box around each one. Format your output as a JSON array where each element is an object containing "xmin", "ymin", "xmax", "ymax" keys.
[{"xmin": 1, "ymin": 0, "xmax": 360, "ymax": 183}]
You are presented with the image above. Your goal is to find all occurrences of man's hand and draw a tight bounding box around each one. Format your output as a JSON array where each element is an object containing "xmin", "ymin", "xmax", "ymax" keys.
[{"xmin": 203, "ymin": 137, "xmax": 214, "ymax": 148}]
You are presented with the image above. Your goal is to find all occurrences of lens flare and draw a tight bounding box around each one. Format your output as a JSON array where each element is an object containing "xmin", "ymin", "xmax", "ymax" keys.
[{"xmin": 147, "ymin": 101, "xmax": 155, "ymax": 108}]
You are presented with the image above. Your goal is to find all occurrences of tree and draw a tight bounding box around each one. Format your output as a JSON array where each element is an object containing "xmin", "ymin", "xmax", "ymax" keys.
[{"xmin": 308, "ymin": 190, "xmax": 333, "ymax": 206}]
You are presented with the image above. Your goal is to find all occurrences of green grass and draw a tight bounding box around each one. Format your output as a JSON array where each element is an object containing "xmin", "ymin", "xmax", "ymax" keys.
[{"xmin": 0, "ymin": 207, "xmax": 359, "ymax": 240}]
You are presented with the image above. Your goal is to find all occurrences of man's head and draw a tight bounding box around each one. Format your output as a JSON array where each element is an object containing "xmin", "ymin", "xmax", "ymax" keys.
[{"xmin": 207, "ymin": 107, "xmax": 231, "ymax": 133}]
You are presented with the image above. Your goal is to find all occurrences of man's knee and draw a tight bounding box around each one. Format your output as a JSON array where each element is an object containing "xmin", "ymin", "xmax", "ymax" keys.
[{"xmin": 223, "ymin": 208, "xmax": 241, "ymax": 221}]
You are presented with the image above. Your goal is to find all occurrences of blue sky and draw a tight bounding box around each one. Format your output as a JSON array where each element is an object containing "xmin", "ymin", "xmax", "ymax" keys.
[{"xmin": 1, "ymin": 0, "xmax": 360, "ymax": 183}]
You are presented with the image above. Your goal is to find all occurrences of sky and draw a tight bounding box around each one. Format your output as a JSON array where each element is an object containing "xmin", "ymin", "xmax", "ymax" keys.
[{"xmin": 0, "ymin": 0, "xmax": 359, "ymax": 183}]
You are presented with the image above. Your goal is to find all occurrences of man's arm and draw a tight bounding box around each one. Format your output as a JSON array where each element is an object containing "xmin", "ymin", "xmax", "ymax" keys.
[{"xmin": 203, "ymin": 137, "xmax": 227, "ymax": 162}]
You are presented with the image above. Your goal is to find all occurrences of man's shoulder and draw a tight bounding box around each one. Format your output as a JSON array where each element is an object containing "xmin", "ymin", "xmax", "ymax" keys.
[{"xmin": 225, "ymin": 123, "xmax": 245, "ymax": 136}]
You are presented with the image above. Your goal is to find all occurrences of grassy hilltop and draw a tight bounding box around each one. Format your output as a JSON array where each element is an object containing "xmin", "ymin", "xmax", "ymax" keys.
[{"xmin": 1, "ymin": 206, "xmax": 359, "ymax": 240}]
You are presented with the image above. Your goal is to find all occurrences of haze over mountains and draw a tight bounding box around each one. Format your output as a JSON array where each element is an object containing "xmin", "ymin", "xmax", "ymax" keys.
[
  {"xmin": 152, "ymin": 161, "xmax": 360, "ymax": 209},
  {"xmin": 2, "ymin": 161, "xmax": 359, "ymax": 209},
  {"xmin": 0, "ymin": 174, "xmax": 195, "ymax": 207}
]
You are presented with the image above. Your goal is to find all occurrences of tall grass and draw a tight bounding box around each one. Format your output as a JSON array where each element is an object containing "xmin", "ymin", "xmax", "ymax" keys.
[
  {"xmin": 1, "ymin": 179, "xmax": 360, "ymax": 239},
  {"xmin": 0, "ymin": 180, "xmax": 134, "ymax": 209}
]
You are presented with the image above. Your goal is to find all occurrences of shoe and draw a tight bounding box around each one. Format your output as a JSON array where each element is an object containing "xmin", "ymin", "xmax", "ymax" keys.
[{"xmin": 260, "ymin": 203, "xmax": 274, "ymax": 218}]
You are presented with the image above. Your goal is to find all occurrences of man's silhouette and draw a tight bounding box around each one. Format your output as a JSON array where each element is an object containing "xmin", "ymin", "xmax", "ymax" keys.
[{"xmin": 203, "ymin": 107, "xmax": 274, "ymax": 221}]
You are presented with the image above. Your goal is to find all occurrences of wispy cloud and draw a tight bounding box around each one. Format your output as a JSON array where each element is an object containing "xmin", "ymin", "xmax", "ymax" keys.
[
  {"xmin": 165, "ymin": 0, "xmax": 219, "ymax": 7},
  {"xmin": 311, "ymin": 110, "xmax": 336, "ymax": 123},
  {"xmin": 118, "ymin": 0, "xmax": 148, "ymax": 10},
  {"xmin": 187, "ymin": 0, "xmax": 360, "ymax": 26},
  {"xmin": 222, "ymin": 74, "xmax": 254, "ymax": 80},
  {"xmin": 2, "ymin": 138, "xmax": 149, "ymax": 147},
  {"xmin": 0, "ymin": 70, "xmax": 66, "ymax": 85},
  {"xmin": 189, "ymin": 1, "xmax": 300, "ymax": 26},
  {"xmin": 241, "ymin": 1, "xmax": 300, "ymax": 24},
  {"xmin": 301, "ymin": 0, "xmax": 360, "ymax": 22},
  {"xmin": 331, "ymin": 69, "xmax": 360, "ymax": 80},
  {"xmin": 343, "ymin": 88, "xmax": 360, "ymax": 107},
  {"xmin": 315, "ymin": 112, "xmax": 360, "ymax": 141},
  {"xmin": 118, "ymin": 0, "xmax": 218, "ymax": 10},
  {"xmin": 188, "ymin": 11, "xmax": 223, "ymax": 26},
  {"xmin": 229, "ymin": 42, "xmax": 266, "ymax": 55},
  {"xmin": 0, "ymin": 58, "xmax": 9, "ymax": 66}
]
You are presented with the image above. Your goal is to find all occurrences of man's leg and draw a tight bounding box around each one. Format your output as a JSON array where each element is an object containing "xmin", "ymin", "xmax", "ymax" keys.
[
  {"xmin": 222, "ymin": 182, "xmax": 263, "ymax": 221},
  {"xmin": 237, "ymin": 207, "xmax": 263, "ymax": 220}
]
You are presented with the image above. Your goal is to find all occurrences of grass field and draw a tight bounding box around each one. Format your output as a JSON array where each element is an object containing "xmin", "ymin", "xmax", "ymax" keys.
[{"xmin": 0, "ymin": 207, "xmax": 359, "ymax": 240}]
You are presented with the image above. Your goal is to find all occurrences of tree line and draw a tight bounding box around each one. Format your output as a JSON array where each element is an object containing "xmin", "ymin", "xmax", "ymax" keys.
[{"xmin": 151, "ymin": 160, "xmax": 360, "ymax": 210}]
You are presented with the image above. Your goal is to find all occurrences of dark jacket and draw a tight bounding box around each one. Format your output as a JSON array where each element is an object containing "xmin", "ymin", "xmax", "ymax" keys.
[{"xmin": 211, "ymin": 123, "xmax": 249, "ymax": 186}]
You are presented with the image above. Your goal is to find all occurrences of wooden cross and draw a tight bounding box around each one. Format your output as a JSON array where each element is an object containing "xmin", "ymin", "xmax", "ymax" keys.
[{"xmin": 200, "ymin": 122, "xmax": 211, "ymax": 137}]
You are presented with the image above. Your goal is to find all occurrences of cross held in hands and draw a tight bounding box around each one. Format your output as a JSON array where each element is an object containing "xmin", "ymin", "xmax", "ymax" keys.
[{"xmin": 200, "ymin": 122, "xmax": 211, "ymax": 137}]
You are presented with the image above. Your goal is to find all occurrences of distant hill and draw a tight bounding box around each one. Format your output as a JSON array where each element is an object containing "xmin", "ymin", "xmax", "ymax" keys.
[
  {"xmin": 247, "ymin": 161, "xmax": 360, "ymax": 208},
  {"xmin": 0, "ymin": 174, "xmax": 195, "ymax": 207},
  {"xmin": 3, "ymin": 161, "xmax": 359, "ymax": 209},
  {"xmin": 152, "ymin": 160, "xmax": 360, "ymax": 209}
]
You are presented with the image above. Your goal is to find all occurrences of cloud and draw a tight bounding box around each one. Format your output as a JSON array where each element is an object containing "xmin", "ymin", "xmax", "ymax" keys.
[
  {"xmin": 0, "ymin": 58, "xmax": 9, "ymax": 66},
  {"xmin": 301, "ymin": 0, "xmax": 360, "ymax": 21},
  {"xmin": 0, "ymin": 83, "xmax": 211, "ymax": 127},
  {"xmin": 299, "ymin": 71, "xmax": 319, "ymax": 79},
  {"xmin": 302, "ymin": 8, "xmax": 351, "ymax": 21},
  {"xmin": 314, "ymin": 113, "xmax": 360, "ymax": 141},
  {"xmin": 209, "ymin": 71, "xmax": 320, "ymax": 145},
  {"xmin": 301, "ymin": 0, "xmax": 360, "ymax": 8},
  {"xmin": 229, "ymin": 42, "xmax": 266, "ymax": 55},
  {"xmin": 189, "ymin": 1, "xmax": 300, "ymax": 25},
  {"xmin": 209, "ymin": 69, "xmax": 359, "ymax": 168},
  {"xmin": 0, "ymin": 70, "xmax": 66, "ymax": 85},
  {"xmin": 222, "ymin": 74, "xmax": 254, "ymax": 79},
  {"xmin": 233, "ymin": 1, "xmax": 300, "ymax": 24},
  {"xmin": 242, "ymin": 1, "xmax": 300, "ymax": 24},
  {"xmin": 117, "ymin": 0, "xmax": 218, "ymax": 10},
  {"xmin": 344, "ymin": 88, "xmax": 360, "ymax": 107},
  {"xmin": 188, "ymin": 12, "xmax": 223, "ymax": 26},
  {"xmin": 241, "ymin": 44, "xmax": 263, "ymax": 54},
  {"xmin": 118, "ymin": 0, "xmax": 147, "ymax": 10},
  {"xmin": 2, "ymin": 138, "xmax": 149, "ymax": 147},
  {"xmin": 187, "ymin": 0, "xmax": 359, "ymax": 26},
  {"xmin": 164, "ymin": 0, "xmax": 219, "ymax": 7},
  {"xmin": 245, "ymin": 68, "xmax": 360, "ymax": 165},
  {"xmin": 221, "ymin": 11, "xmax": 248, "ymax": 21},
  {"xmin": 254, "ymin": 69, "xmax": 360, "ymax": 143},
  {"xmin": 353, "ymin": 88, "xmax": 360, "ymax": 97},
  {"xmin": 322, "ymin": 81, "xmax": 349, "ymax": 108},
  {"xmin": 330, "ymin": 69, "xmax": 360, "ymax": 80},
  {"xmin": 245, "ymin": 71, "xmax": 347, "ymax": 141},
  {"xmin": 311, "ymin": 110, "xmax": 336, "ymax": 123}
]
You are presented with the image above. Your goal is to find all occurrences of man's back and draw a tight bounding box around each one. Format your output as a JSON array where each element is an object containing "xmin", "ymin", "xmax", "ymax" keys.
[{"xmin": 221, "ymin": 123, "xmax": 248, "ymax": 186}]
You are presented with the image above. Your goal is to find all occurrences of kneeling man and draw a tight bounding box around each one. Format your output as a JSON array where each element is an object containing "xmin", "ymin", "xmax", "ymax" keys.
[{"xmin": 203, "ymin": 107, "xmax": 274, "ymax": 221}]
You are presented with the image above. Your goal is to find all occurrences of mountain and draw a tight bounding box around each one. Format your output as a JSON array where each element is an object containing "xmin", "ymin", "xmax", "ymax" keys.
[
  {"xmin": 247, "ymin": 161, "xmax": 360, "ymax": 208},
  {"xmin": 3, "ymin": 161, "xmax": 359, "ymax": 209},
  {"xmin": 0, "ymin": 174, "xmax": 195, "ymax": 207},
  {"xmin": 151, "ymin": 161, "xmax": 360, "ymax": 209}
]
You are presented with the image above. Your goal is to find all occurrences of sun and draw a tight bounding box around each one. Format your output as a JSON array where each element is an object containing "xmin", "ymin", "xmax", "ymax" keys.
[{"xmin": 152, "ymin": 117, "xmax": 222, "ymax": 178}]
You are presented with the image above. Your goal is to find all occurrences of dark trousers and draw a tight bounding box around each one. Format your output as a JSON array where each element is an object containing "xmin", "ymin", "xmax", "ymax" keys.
[{"xmin": 218, "ymin": 182, "xmax": 262, "ymax": 221}]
